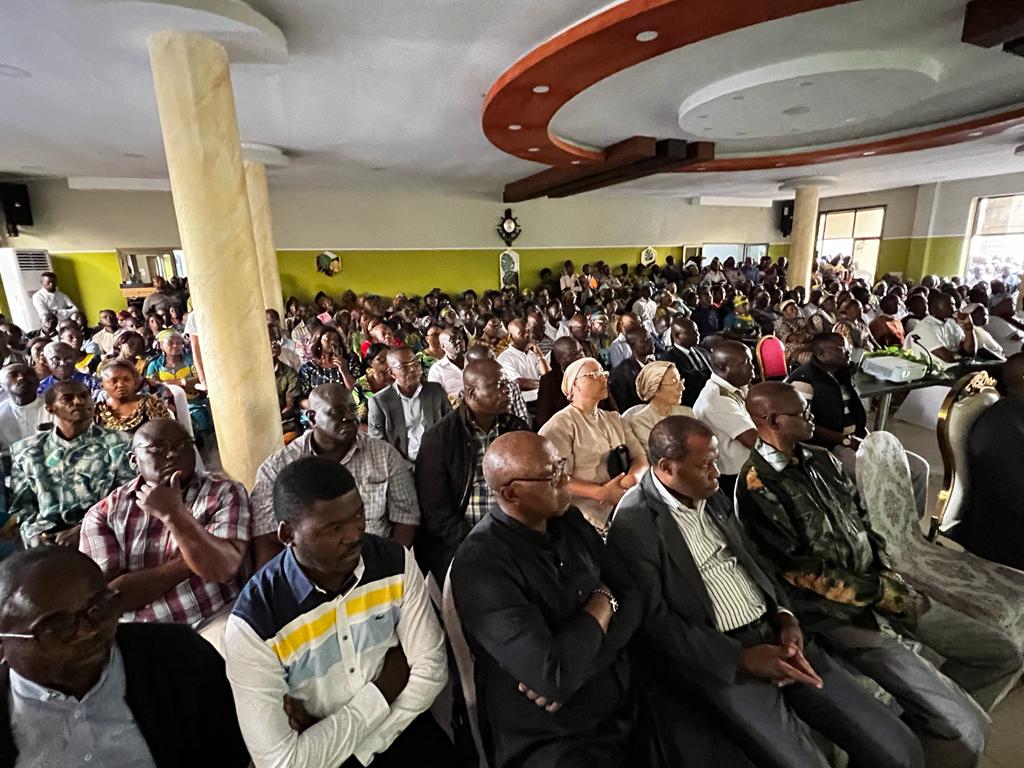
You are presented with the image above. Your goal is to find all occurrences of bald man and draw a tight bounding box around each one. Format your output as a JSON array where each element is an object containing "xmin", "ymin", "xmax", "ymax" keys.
[
  {"xmin": 451, "ymin": 432, "xmax": 635, "ymax": 768},
  {"xmin": 692, "ymin": 340, "xmax": 757, "ymax": 496},
  {"xmin": 414, "ymin": 359, "xmax": 528, "ymax": 584},
  {"xmin": 951, "ymin": 352, "xmax": 1024, "ymax": 569},
  {"xmin": 738, "ymin": 382, "xmax": 1019, "ymax": 765},
  {"xmin": 497, "ymin": 318, "xmax": 550, "ymax": 403},
  {"xmin": 80, "ymin": 419, "xmax": 250, "ymax": 634}
]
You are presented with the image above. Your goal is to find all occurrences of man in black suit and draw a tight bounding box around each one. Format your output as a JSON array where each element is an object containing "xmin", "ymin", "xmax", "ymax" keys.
[
  {"xmin": 605, "ymin": 416, "xmax": 923, "ymax": 768},
  {"xmin": 657, "ymin": 316, "xmax": 711, "ymax": 408},
  {"xmin": 368, "ymin": 346, "xmax": 451, "ymax": 461},
  {"xmin": 608, "ymin": 329, "xmax": 653, "ymax": 412}
]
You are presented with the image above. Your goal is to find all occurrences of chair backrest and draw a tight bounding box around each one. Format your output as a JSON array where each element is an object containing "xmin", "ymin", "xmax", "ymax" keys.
[
  {"xmin": 755, "ymin": 335, "xmax": 788, "ymax": 381},
  {"xmin": 932, "ymin": 371, "xmax": 1001, "ymax": 538},
  {"xmin": 855, "ymin": 431, "xmax": 917, "ymax": 562},
  {"xmin": 621, "ymin": 403, "xmax": 646, "ymax": 419},
  {"xmin": 442, "ymin": 566, "xmax": 488, "ymax": 768}
]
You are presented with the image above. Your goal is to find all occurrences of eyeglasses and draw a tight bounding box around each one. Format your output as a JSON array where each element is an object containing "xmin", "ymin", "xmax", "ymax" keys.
[
  {"xmin": 0, "ymin": 590, "xmax": 122, "ymax": 644},
  {"xmin": 579, "ymin": 370, "xmax": 609, "ymax": 381},
  {"xmin": 772, "ymin": 405, "xmax": 814, "ymax": 422},
  {"xmin": 140, "ymin": 438, "xmax": 195, "ymax": 457},
  {"xmin": 389, "ymin": 361, "xmax": 421, "ymax": 372},
  {"xmin": 505, "ymin": 457, "xmax": 568, "ymax": 488}
]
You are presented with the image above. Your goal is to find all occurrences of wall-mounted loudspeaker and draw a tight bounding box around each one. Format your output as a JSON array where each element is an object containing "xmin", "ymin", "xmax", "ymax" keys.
[
  {"xmin": 776, "ymin": 200, "xmax": 794, "ymax": 238},
  {"xmin": 0, "ymin": 184, "xmax": 32, "ymax": 237}
]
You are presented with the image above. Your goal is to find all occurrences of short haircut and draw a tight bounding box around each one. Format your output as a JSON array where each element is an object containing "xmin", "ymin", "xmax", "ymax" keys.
[
  {"xmin": 40, "ymin": 272, "xmax": 56, "ymax": 281},
  {"xmin": 273, "ymin": 456, "xmax": 357, "ymax": 523},
  {"xmin": 98, "ymin": 358, "xmax": 139, "ymax": 379},
  {"xmin": 811, "ymin": 332, "xmax": 846, "ymax": 352},
  {"xmin": 648, "ymin": 416, "xmax": 714, "ymax": 465},
  {"xmin": 362, "ymin": 342, "xmax": 389, "ymax": 368},
  {"xmin": 0, "ymin": 548, "xmax": 97, "ymax": 623},
  {"xmin": 44, "ymin": 379, "xmax": 88, "ymax": 408}
]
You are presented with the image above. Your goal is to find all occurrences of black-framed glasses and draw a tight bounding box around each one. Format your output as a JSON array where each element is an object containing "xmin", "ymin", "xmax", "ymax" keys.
[
  {"xmin": 505, "ymin": 458, "xmax": 568, "ymax": 488},
  {"xmin": 0, "ymin": 590, "xmax": 122, "ymax": 644},
  {"xmin": 140, "ymin": 438, "xmax": 195, "ymax": 457},
  {"xmin": 773, "ymin": 405, "xmax": 814, "ymax": 422}
]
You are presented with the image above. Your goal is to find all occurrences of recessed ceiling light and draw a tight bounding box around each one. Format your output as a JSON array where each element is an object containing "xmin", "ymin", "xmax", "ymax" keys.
[
  {"xmin": 570, "ymin": 160, "xmax": 582, "ymax": 165},
  {"xmin": 732, "ymin": 95, "xmax": 745, "ymax": 101},
  {"xmin": 968, "ymin": 131, "xmax": 983, "ymax": 137},
  {"xmin": 635, "ymin": 30, "xmax": 658, "ymax": 42},
  {"xmin": 527, "ymin": 147, "xmax": 540, "ymax": 152},
  {"xmin": 703, "ymin": 127, "xmax": 712, "ymax": 132},
  {"xmin": 862, "ymin": 151, "xmax": 876, "ymax": 156},
  {"xmin": 508, "ymin": 124, "xmax": 522, "ymax": 131},
  {"xmin": 736, "ymin": 131, "xmax": 747, "ymax": 136},
  {"xmin": 844, "ymin": 117, "xmax": 857, "ymax": 124},
  {"xmin": 799, "ymin": 81, "xmax": 814, "ymax": 87},
  {"xmin": 783, "ymin": 105, "xmax": 810, "ymax": 116},
  {"xmin": 122, "ymin": 152, "xmax": 145, "ymax": 159},
  {"xmin": 532, "ymin": 85, "xmax": 549, "ymax": 94},
  {"xmin": 697, "ymin": 114, "xmax": 708, "ymax": 119},
  {"xmin": 774, "ymin": 162, "xmax": 786, "ymax": 167},
  {"xmin": 0, "ymin": 64, "xmax": 30, "ymax": 78}
]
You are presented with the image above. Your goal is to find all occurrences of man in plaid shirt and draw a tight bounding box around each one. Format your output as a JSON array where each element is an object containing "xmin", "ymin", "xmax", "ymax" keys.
[{"xmin": 80, "ymin": 418, "xmax": 251, "ymax": 628}]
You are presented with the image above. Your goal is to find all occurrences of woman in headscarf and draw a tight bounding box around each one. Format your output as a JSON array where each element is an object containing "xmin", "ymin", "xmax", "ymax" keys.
[
  {"xmin": 774, "ymin": 299, "xmax": 813, "ymax": 367},
  {"xmin": 537, "ymin": 357, "xmax": 647, "ymax": 532},
  {"xmin": 623, "ymin": 361, "xmax": 695, "ymax": 459},
  {"xmin": 145, "ymin": 329, "xmax": 212, "ymax": 437}
]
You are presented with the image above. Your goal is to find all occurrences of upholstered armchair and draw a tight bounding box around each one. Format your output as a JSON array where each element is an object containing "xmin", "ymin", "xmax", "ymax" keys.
[{"xmin": 856, "ymin": 431, "xmax": 1024, "ymax": 662}]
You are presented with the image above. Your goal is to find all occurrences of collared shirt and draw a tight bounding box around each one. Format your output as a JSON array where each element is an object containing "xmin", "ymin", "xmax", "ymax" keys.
[
  {"xmin": 904, "ymin": 314, "xmax": 964, "ymax": 363},
  {"xmin": 10, "ymin": 645, "xmax": 156, "ymax": 768},
  {"xmin": 80, "ymin": 473, "xmax": 251, "ymax": 625},
  {"xmin": 38, "ymin": 371, "xmax": 102, "ymax": 397},
  {"xmin": 465, "ymin": 419, "xmax": 500, "ymax": 526},
  {"xmin": 393, "ymin": 383, "xmax": 426, "ymax": 460},
  {"xmin": 607, "ymin": 333, "xmax": 631, "ymax": 369},
  {"xmin": 497, "ymin": 346, "xmax": 543, "ymax": 402},
  {"xmin": 632, "ymin": 297, "xmax": 658, "ymax": 322},
  {"xmin": 692, "ymin": 373, "xmax": 755, "ymax": 475},
  {"xmin": 250, "ymin": 431, "xmax": 420, "ymax": 538},
  {"xmin": 648, "ymin": 473, "xmax": 765, "ymax": 631},
  {"xmin": 451, "ymin": 505, "xmax": 629, "ymax": 768},
  {"xmin": 426, "ymin": 355, "xmax": 464, "ymax": 397},
  {"xmin": 985, "ymin": 316, "xmax": 1024, "ymax": 355},
  {"xmin": 11, "ymin": 425, "xmax": 134, "ymax": 542},
  {"xmin": 502, "ymin": 374, "xmax": 532, "ymax": 426},
  {"xmin": 91, "ymin": 328, "xmax": 119, "ymax": 355},
  {"xmin": 0, "ymin": 398, "xmax": 51, "ymax": 455},
  {"xmin": 31, "ymin": 288, "xmax": 78, "ymax": 322},
  {"xmin": 225, "ymin": 539, "xmax": 446, "ymax": 767}
]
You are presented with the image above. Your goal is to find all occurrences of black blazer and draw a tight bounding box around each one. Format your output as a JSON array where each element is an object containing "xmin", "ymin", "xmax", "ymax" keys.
[
  {"xmin": 605, "ymin": 471, "xmax": 788, "ymax": 687},
  {"xmin": 0, "ymin": 623, "xmax": 249, "ymax": 768},
  {"xmin": 658, "ymin": 346, "xmax": 712, "ymax": 408},
  {"xmin": 367, "ymin": 381, "xmax": 451, "ymax": 459}
]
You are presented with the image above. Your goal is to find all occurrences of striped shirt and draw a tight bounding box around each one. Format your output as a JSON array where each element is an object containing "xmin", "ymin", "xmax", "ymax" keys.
[
  {"xmin": 80, "ymin": 473, "xmax": 251, "ymax": 626},
  {"xmin": 649, "ymin": 472, "xmax": 766, "ymax": 632},
  {"xmin": 224, "ymin": 538, "xmax": 446, "ymax": 767}
]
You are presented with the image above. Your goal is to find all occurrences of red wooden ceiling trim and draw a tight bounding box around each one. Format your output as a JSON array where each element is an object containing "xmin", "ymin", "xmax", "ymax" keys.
[
  {"xmin": 671, "ymin": 108, "xmax": 1024, "ymax": 173},
  {"xmin": 962, "ymin": 0, "xmax": 1024, "ymax": 48},
  {"xmin": 482, "ymin": 0, "xmax": 857, "ymax": 166}
]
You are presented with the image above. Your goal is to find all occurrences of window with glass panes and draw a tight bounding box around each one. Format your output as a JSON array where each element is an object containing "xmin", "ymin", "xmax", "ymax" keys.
[
  {"xmin": 815, "ymin": 207, "xmax": 885, "ymax": 279},
  {"xmin": 965, "ymin": 194, "xmax": 1024, "ymax": 284}
]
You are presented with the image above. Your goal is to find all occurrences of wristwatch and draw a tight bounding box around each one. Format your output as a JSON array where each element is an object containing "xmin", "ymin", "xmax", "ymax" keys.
[
  {"xmin": 591, "ymin": 587, "xmax": 619, "ymax": 613},
  {"xmin": 841, "ymin": 435, "xmax": 854, "ymax": 448}
]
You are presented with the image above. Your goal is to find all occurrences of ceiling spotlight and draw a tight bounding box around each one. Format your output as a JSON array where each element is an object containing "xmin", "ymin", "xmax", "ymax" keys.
[
  {"xmin": 527, "ymin": 147, "xmax": 540, "ymax": 152},
  {"xmin": 783, "ymin": 105, "xmax": 810, "ymax": 116},
  {"xmin": 532, "ymin": 85, "xmax": 549, "ymax": 94},
  {"xmin": 732, "ymin": 95, "xmax": 745, "ymax": 101},
  {"xmin": 968, "ymin": 131, "xmax": 983, "ymax": 137},
  {"xmin": 799, "ymin": 81, "xmax": 814, "ymax": 87},
  {"xmin": 775, "ymin": 162, "xmax": 786, "ymax": 167},
  {"xmin": 570, "ymin": 160, "xmax": 582, "ymax": 165},
  {"xmin": 736, "ymin": 131, "xmax": 747, "ymax": 136},
  {"xmin": 508, "ymin": 124, "xmax": 522, "ymax": 130},
  {"xmin": 635, "ymin": 30, "xmax": 658, "ymax": 42},
  {"xmin": 0, "ymin": 64, "xmax": 31, "ymax": 78},
  {"xmin": 862, "ymin": 151, "xmax": 876, "ymax": 156},
  {"xmin": 844, "ymin": 117, "xmax": 857, "ymax": 123},
  {"xmin": 697, "ymin": 114, "xmax": 708, "ymax": 119}
]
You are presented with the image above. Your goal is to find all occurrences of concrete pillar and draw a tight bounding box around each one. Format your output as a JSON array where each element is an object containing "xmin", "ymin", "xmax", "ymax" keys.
[
  {"xmin": 788, "ymin": 183, "xmax": 821, "ymax": 291},
  {"xmin": 148, "ymin": 31, "xmax": 283, "ymax": 488},
  {"xmin": 243, "ymin": 160, "xmax": 285, "ymax": 317}
]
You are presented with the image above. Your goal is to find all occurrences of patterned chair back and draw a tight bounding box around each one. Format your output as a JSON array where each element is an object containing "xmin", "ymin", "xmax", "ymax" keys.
[
  {"xmin": 755, "ymin": 335, "xmax": 788, "ymax": 381},
  {"xmin": 855, "ymin": 431, "xmax": 916, "ymax": 563},
  {"xmin": 933, "ymin": 372, "xmax": 1000, "ymax": 539},
  {"xmin": 442, "ymin": 567, "xmax": 489, "ymax": 768}
]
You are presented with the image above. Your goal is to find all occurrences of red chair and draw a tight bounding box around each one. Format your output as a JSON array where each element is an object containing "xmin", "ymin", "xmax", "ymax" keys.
[{"xmin": 755, "ymin": 335, "xmax": 788, "ymax": 381}]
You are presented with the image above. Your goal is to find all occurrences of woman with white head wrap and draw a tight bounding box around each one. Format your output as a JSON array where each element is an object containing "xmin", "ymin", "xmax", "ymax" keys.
[
  {"xmin": 623, "ymin": 361, "xmax": 695, "ymax": 460},
  {"xmin": 537, "ymin": 357, "xmax": 647, "ymax": 531}
]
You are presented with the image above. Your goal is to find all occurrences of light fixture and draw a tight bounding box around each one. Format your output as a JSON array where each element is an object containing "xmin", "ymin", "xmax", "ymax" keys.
[
  {"xmin": 736, "ymin": 131, "xmax": 747, "ymax": 136},
  {"xmin": 570, "ymin": 160, "xmax": 582, "ymax": 165},
  {"xmin": 508, "ymin": 124, "xmax": 522, "ymax": 130},
  {"xmin": 732, "ymin": 95, "xmax": 745, "ymax": 101},
  {"xmin": 862, "ymin": 151, "xmax": 876, "ymax": 156},
  {"xmin": 532, "ymin": 85, "xmax": 549, "ymax": 94},
  {"xmin": 799, "ymin": 81, "xmax": 814, "ymax": 87},
  {"xmin": 0, "ymin": 64, "xmax": 31, "ymax": 78},
  {"xmin": 527, "ymin": 147, "xmax": 540, "ymax": 152},
  {"xmin": 635, "ymin": 30, "xmax": 658, "ymax": 42},
  {"xmin": 968, "ymin": 131, "xmax": 983, "ymax": 137},
  {"xmin": 775, "ymin": 162, "xmax": 786, "ymax": 167},
  {"xmin": 697, "ymin": 114, "xmax": 708, "ymax": 119}
]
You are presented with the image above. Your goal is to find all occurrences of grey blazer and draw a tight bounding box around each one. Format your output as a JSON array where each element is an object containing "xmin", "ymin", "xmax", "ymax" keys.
[{"xmin": 367, "ymin": 382, "xmax": 452, "ymax": 460}]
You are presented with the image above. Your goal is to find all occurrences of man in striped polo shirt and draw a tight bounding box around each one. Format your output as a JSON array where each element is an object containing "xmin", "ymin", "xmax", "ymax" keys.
[{"xmin": 224, "ymin": 457, "xmax": 452, "ymax": 768}]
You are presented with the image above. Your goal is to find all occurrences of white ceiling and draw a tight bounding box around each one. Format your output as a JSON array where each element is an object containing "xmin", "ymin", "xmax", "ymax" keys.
[{"xmin": 2, "ymin": 0, "xmax": 1024, "ymax": 201}]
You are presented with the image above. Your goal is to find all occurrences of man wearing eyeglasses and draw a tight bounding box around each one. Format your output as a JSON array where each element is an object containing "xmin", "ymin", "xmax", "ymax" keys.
[
  {"xmin": 451, "ymin": 431, "xmax": 636, "ymax": 768},
  {"xmin": 250, "ymin": 383, "xmax": 420, "ymax": 568},
  {"xmin": 79, "ymin": 419, "xmax": 250, "ymax": 645},
  {"xmin": 367, "ymin": 347, "xmax": 450, "ymax": 461},
  {"xmin": 0, "ymin": 547, "xmax": 249, "ymax": 766},
  {"xmin": 737, "ymin": 382, "xmax": 1020, "ymax": 767}
]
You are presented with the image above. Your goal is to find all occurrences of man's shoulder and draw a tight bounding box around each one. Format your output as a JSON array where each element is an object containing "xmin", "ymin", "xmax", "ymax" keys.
[
  {"xmin": 421, "ymin": 381, "xmax": 448, "ymax": 401},
  {"xmin": 258, "ymin": 433, "xmax": 310, "ymax": 475},
  {"xmin": 355, "ymin": 431, "xmax": 404, "ymax": 463},
  {"xmin": 11, "ymin": 431, "xmax": 47, "ymax": 460},
  {"xmin": 117, "ymin": 622, "xmax": 220, "ymax": 669}
]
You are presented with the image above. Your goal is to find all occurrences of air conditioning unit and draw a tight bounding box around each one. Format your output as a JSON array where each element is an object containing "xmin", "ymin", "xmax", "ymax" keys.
[{"xmin": 0, "ymin": 248, "xmax": 53, "ymax": 330}]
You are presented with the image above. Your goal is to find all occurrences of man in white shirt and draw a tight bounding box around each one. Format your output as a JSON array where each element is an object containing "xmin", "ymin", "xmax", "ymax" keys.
[
  {"xmin": 90, "ymin": 310, "xmax": 121, "ymax": 356},
  {"xmin": 497, "ymin": 318, "xmax": 549, "ymax": 403},
  {"xmin": 986, "ymin": 298, "xmax": 1024, "ymax": 356},
  {"xmin": 692, "ymin": 340, "xmax": 757, "ymax": 498},
  {"xmin": 426, "ymin": 326, "xmax": 466, "ymax": 398},
  {"xmin": 0, "ymin": 364, "xmax": 51, "ymax": 456},
  {"xmin": 964, "ymin": 303, "xmax": 1007, "ymax": 360},
  {"xmin": 631, "ymin": 285, "xmax": 658, "ymax": 323},
  {"xmin": 31, "ymin": 272, "xmax": 78, "ymax": 323},
  {"xmin": 903, "ymin": 293, "xmax": 975, "ymax": 367},
  {"xmin": 607, "ymin": 313, "xmax": 642, "ymax": 369}
]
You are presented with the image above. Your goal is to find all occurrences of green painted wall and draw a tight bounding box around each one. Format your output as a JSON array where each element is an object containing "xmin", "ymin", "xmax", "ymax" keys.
[
  {"xmin": 906, "ymin": 236, "xmax": 966, "ymax": 282},
  {"xmin": 51, "ymin": 251, "xmax": 124, "ymax": 316},
  {"xmin": 768, "ymin": 243, "xmax": 791, "ymax": 261},
  {"xmin": 876, "ymin": 238, "xmax": 911, "ymax": 278}
]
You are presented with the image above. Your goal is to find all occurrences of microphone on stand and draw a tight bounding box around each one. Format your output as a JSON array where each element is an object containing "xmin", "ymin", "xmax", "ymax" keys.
[{"xmin": 910, "ymin": 334, "xmax": 935, "ymax": 377}]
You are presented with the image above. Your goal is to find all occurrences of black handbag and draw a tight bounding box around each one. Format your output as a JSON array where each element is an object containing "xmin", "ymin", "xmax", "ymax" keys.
[{"xmin": 607, "ymin": 444, "xmax": 631, "ymax": 478}]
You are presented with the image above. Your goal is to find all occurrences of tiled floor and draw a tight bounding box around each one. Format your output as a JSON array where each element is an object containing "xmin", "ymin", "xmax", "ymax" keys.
[{"xmin": 887, "ymin": 418, "xmax": 1024, "ymax": 768}]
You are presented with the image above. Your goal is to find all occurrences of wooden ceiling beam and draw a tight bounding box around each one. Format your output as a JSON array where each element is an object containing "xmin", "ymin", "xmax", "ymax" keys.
[{"xmin": 962, "ymin": 0, "xmax": 1024, "ymax": 48}]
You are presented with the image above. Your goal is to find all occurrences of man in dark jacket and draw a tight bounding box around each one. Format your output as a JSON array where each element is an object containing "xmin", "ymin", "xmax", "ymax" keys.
[
  {"xmin": 414, "ymin": 359, "xmax": 527, "ymax": 584},
  {"xmin": 368, "ymin": 346, "xmax": 451, "ymax": 460},
  {"xmin": 605, "ymin": 416, "xmax": 924, "ymax": 768},
  {"xmin": 0, "ymin": 547, "xmax": 248, "ymax": 767},
  {"xmin": 657, "ymin": 316, "xmax": 711, "ymax": 408},
  {"xmin": 608, "ymin": 328, "xmax": 653, "ymax": 412}
]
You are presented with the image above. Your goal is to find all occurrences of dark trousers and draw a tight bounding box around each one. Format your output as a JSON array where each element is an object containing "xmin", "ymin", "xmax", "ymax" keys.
[
  {"xmin": 691, "ymin": 621, "xmax": 924, "ymax": 768},
  {"xmin": 341, "ymin": 712, "xmax": 455, "ymax": 768}
]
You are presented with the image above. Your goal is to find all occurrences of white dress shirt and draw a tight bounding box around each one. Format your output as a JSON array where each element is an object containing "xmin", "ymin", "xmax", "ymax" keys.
[
  {"xmin": 692, "ymin": 373, "xmax": 755, "ymax": 476},
  {"xmin": 0, "ymin": 398, "xmax": 52, "ymax": 454},
  {"xmin": 396, "ymin": 383, "xmax": 426, "ymax": 460},
  {"xmin": 632, "ymin": 298, "xmax": 658, "ymax": 323},
  {"xmin": 31, "ymin": 288, "xmax": 78, "ymax": 322},
  {"xmin": 426, "ymin": 355, "xmax": 464, "ymax": 397},
  {"xmin": 497, "ymin": 345, "xmax": 543, "ymax": 402},
  {"xmin": 904, "ymin": 315, "xmax": 964, "ymax": 366},
  {"xmin": 984, "ymin": 316, "xmax": 1024, "ymax": 356}
]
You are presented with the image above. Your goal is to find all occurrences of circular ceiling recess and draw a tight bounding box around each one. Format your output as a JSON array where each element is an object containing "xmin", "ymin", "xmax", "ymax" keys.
[{"xmin": 677, "ymin": 52, "xmax": 940, "ymax": 144}]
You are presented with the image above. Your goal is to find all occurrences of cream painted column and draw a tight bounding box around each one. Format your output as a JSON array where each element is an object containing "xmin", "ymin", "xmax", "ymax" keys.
[
  {"xmin": 781, "ymin": 177, "xmax": 834, "ymax": 291},
  {"xmin": 244, "ymin": 160, "xmax": 285, "ymax": 317},
  {"xmin": 148, "ymin": 31, "xmax": 283, "ymax": 488}
]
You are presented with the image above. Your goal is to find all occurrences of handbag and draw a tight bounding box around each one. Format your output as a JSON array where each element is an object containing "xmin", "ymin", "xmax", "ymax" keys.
[{"xmin": 607, "ymin": 444, "xmax": 631, "ymax": 478}]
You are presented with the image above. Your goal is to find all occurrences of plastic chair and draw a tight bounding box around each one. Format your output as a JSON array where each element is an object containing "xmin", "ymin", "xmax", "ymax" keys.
[
  {"xmin": 932, "ymin": 371, "xmax": 1001, "ymax": 539},
  {"xmin": 442, "ymin": 566, "xmax": 488, "ymax": 768},
  {"xmin": 754, "ymin": 335, "xmax": 788, "ymax": 381},
  {"xmin": 163, "ymin": 383, "xmax": 194, "ymax": 437}
]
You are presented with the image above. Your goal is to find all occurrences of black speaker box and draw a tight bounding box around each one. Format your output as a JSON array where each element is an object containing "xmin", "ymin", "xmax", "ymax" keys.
[{"xmin": 0, "ymin": 184, "xmax": 32, "ymax": 227}]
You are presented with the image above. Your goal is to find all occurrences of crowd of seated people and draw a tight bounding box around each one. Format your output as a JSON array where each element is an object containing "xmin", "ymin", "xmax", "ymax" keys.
[{"xmin": 0, "ymin": 256, "xmax": 1021, "ymax": 766}]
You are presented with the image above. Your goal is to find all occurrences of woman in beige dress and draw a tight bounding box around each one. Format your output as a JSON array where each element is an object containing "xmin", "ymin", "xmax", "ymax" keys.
[
  {"xmin": 623, "ymin": 361, "xmax": 695, "ymax": 460},
  {"xmin": 538, "ymin": 357, "xmax": 647, "ymax": 530}
]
